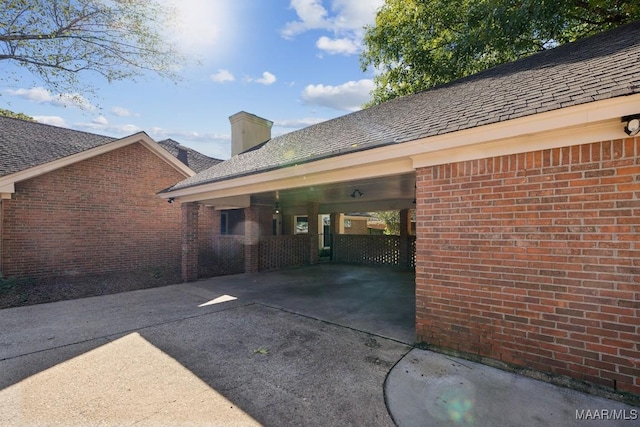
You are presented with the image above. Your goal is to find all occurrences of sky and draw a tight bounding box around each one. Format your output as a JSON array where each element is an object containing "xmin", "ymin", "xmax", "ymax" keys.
[{"xmin": 0, "ymin": 0, "xmax": 385, "ymax": 160}]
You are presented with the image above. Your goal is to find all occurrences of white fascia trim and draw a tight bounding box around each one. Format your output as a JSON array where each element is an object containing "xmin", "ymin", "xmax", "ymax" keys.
[
  {"xmin": 0, "ymin": 182, "xmax": 15, "ymax": 197},
  {"xmin": 0, "ymin": 132, "xmax": 195, "ymax": 191},
  {"xmin": 410, "ymin": 95, "xmax": 640, "ymax": 168},
  {"xmin": 164, "ymin": 158, "xmax": 415, "ymax": 203},
  {"xmin": 206, "ymin": 195, "xmax": 251, "ymax": 210},
  {"xmin": 162, "ymin": 94, "xmax": 640, "ymax": 202}
]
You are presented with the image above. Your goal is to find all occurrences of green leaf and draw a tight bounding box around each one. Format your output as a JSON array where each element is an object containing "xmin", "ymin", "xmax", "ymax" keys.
[
  {"xmin": 252, "ymin": 347, "xmax": 269, "ymax": 355},
  {"xmin": 0, "ymin": 0, "xmax": 188, "ymax": 99},
  {"xmin": 361, "ymin": 0, "xmax": 640, "ymax": 106}
]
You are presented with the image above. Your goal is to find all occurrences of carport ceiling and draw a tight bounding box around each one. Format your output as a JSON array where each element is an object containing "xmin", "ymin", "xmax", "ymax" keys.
[{"xmin": 251, "ymin": 172, "xmax": 416, "ymax": 214}]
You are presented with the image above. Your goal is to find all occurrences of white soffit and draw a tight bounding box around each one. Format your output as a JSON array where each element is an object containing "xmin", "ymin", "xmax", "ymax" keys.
[{"xmin": 162, "ymin": 93, "xmax": 640, "ymax": 202}]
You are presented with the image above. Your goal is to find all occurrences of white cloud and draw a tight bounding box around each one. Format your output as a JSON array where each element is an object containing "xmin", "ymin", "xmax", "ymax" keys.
[
  {"xmin": 316, "ymin": 36, "xmax": 359, "ymax": 55},
  {"xmin": 72, "ymin": 116, "xmax": 229, "ymax": 158},
  {"xmin": 301, "ymin": 79, "xmax": 374, "ymax": 111},
  {"xmin": 210, "ymin": 69, "xmax": 235, "ymax": 83},
  {"xmin": 93, "ymin": 116, "xmax": 109, "ymax": 125},
  {"xmin": 281, "ymin": 0, "xmax": 330, "ymax": 38},
  {"xmin": 147, "ymin": 127, "xmax": 228, "ymax": 142},
  {"xmin": 75, "ymin": 120, "xmax": 141, "ymax": 135},
  {"xmin": 281, "ymin": 0, "xmax": 383, "ymax": 55},
  {"xmin": 330, "ymin": 0, "xmax": 384, "ymax": 32},
  {"xmin": 25, "ymin": 111, "xmax": 228, "ymax": 159},
  {"xmin": 246, "ymin": 71, "xmax": 277, "ymax": 86},
  {"xmin": 5, "ymin": 87, "xmax": 95, "ymax": 111},
  {"xmin": 33, "ymin": 116, "xmax": 68, "ymax": 127},
  {"xmin": 255, "ymin": 71, "xmax": 277, "ymax": 85},
  {"xmin": 147, "ymin": 127, "xmax": 231, "ymax": 159},
  {"xmin": 111, "ymin": 106, "xmax": 135, "ymax": 117},
  {"xmin": 275, "ymin": 117, "xmax": 327, "ymax": 128}
]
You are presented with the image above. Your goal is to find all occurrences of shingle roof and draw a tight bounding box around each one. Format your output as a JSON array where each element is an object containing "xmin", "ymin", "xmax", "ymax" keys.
[
  {"xmin": 0, "ymin": 116, "xmax": 116, "ymax": 177},
  {"xmin": 170, "ymin": 20, "xmax": 640, "ymax": 192},
  {"xmin": 0, "ymin": 117, "xmax": 217, "ymax": 178},
  {"xmin": 156, "ymin": 139, "xmax": 222, "ymax": 173}
]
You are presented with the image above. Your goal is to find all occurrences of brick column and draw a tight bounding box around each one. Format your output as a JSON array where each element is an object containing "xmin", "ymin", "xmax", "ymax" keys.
[
  {"xmin": 181, "ymin": 202, "xmax": 199, "ymax": 282},
  {"xmin": 308, "ymin": 202, "xmax": 319, "ymax": 264},
  {"xmin": 198, "ymin": 207, "xmax": 219, "ymax": 241},
  {"xmin": 244, "ymin": 205, "xmax": 260, "ymax": 273},
  {"xmin": 329, "ymin": 212, "xmax": 343, "ymax": 261},
  {"xmin": 211, "ymin": 209, "xmax": 222, "ymax": 237},
  {"xmin": 399, "ymin": 208, "xmax": 411, "ymax": 268},
  {"xmin": 196, "ymin": 206, "xmax": 220, "ymax": 277}
]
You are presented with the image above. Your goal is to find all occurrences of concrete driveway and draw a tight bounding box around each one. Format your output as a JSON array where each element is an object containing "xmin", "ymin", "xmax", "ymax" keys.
[
  {"xmin": 0, "ymin": 264, "xmax": 413, "ymax": 426},
  {"xmin": 1, "ymin": 264, "xmax": 637, "ymax": 426}
]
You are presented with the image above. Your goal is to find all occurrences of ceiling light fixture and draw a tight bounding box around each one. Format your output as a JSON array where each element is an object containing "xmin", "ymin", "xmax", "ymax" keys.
[{"xmin": 623, "ymin": 115, "xmax": 640, "ymax": 136}]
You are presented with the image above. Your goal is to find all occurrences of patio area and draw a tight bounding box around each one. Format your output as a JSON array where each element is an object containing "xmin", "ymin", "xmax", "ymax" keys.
[{"xmin": 189, "ymin": 263, "xmax": 416, "ymax": 344}]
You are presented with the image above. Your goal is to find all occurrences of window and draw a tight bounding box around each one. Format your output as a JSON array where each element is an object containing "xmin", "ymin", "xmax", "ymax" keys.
[{"xmin": 294, "ymin": 216, "xmax": 308, "ymax": 234}]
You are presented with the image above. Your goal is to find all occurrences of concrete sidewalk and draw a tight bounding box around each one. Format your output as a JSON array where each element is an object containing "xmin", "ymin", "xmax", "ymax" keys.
[
  {"xmin": 386, "ymin": 349, "xmax": 638, "ymax": 427},
  {"xmin": 1, "ymin": 266, "xmax": 638, "ymax": 426}
]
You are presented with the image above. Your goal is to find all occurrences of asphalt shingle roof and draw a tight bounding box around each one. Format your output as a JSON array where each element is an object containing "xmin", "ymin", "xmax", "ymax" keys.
[
  {"xmin": 0, "ymin": 116, "xmax": 116, "ymax": 178},
  {"xmin": 156, "ymin": 139, "xmax": 222, "ymax": 173},
  {"xmin": 0, "ymin": 118, "xmax": 218, "ymax": 178},
  {"xmin": 170, "ymin": 20, "xmax": 640, "ymax": 192}
]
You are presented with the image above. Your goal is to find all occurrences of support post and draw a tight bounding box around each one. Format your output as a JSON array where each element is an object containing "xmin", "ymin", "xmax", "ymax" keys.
[
  {"xmin": 197, "ymin": 206, "xmax": 220, "ymax": 277},
  {"xmin": 181, "ymin": 202, "xmax": 200, "ymax": 282},
  {"xmin": 399, "ymin": 208, "xmax": 411, "ymax": 268},
  {"xmin": 308, "ymin": 202, "xmax": 319, "ymax": 264},
  {"xmin": 244, "ymin": 205, "xmax": 260, "ymax": 273},
  {"xmin": 329, "ymin": 212, "xmax": 343, "ymax": 261}
]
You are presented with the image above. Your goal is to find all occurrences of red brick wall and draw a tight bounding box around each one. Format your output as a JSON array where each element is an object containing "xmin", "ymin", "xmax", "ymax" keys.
[
  {"xmin": 181, "ymin": 202, "xmax": 199, "ymax": 282},
  {"xmin": 416, "ymin": 137, "xmax": 640, "ymax": 397},
  {"xmin": 198, "ymin": 206, "xmax": 220, "ymax": 278},
  {"xmin": 1, "ymin": 143, "xmax": 186, "ymax": 278},
  {"xmin": 344, "ymin": 218, "xmax": 369, "ymax": 235},
  {"xmin": 244, "ymin": 206, "xmax": 261, "ymax": 273}
]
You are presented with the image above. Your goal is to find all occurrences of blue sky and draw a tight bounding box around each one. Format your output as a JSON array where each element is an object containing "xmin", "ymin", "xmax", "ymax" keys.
[{"xmin": 0, "ymin": 0, "xmax": 384, "ymax": 160}]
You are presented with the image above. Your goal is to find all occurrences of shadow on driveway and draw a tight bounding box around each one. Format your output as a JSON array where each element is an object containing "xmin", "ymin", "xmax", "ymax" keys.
[{"xmin": 0, "ymin": 265, "xmax": 414, "ymax": 426}]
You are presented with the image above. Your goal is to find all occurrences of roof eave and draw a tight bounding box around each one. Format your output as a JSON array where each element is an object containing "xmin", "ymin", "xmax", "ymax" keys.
[{"xmin": 159, "ymin": 93, "xmax": 640, "ymax": 204}]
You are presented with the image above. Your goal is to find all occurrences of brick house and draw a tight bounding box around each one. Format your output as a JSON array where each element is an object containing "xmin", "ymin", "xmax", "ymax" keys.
[
  {"xmin": 0, "ymin": 117, "xmax": 220, "ymax": 280},
  {"xmin": 162, "ymin": 22, "xmax": 640, "ymax": 398}
]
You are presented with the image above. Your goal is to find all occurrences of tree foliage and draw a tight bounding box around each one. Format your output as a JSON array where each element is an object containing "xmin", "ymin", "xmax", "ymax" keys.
[
  {"xmin": 0, "ymin": 0, "xmax": 184, "ymax": 96},
  {"xmin": 0, "ymin": 108, "xmax": 35, "ymax": 121},
  {"xmin": 372, "ymin": 210, "xmax": 400, "ymax": 235},
  {"xmin": 361, "ymin": 0, "xmax": 640, "ymax": 106}
]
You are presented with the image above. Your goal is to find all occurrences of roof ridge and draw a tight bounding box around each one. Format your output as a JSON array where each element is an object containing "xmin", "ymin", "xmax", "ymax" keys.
[
  {"xmin": 0, "ymin": 115, "xmax": 118, "ymax": 140},
  {"xmin": 156, "ymin": 138, "xmax": 223, "ymax": 161}
]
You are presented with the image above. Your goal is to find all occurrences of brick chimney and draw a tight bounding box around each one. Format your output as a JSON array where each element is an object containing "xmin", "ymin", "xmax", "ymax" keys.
[{"xmin": 229, "ymin": 111, "xmax": 273, "ymax": 156}]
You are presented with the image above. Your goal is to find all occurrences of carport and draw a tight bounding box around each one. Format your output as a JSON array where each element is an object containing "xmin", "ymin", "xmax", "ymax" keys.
[
  {"xmin": 160, "ymin": 24, "xmax": 640, "ymax": 401},
  {"xmin": 160, "ymin": 111, "xmax": 419, "ymax": 283},
  {"xmin": 163, "ymin": 150, "xmax": 418, "ymax": 343}
]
